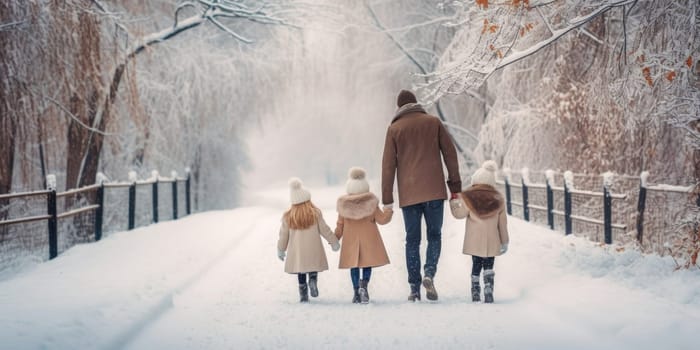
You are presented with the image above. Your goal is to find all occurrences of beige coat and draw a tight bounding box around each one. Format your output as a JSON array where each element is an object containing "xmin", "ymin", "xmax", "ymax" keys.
[
  {"xmin": 335, "ymin": 192, "xmax": 392, "ymax": 269},
  {"xmin": 277, "ymin": 209, "xmax": 339, "ymax": 274},
  {"xmin": 381, "ymin": 103, "xmax": 462, "ymax": 208},
  {"xmin": 450, "ymin": 184, "xmax": 510, "ymax": 257}
]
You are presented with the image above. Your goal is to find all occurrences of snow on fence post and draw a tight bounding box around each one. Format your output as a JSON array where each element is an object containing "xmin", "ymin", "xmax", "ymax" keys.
[
  {"xmin": 545, "ymin": 170, "xmax": 555, "ymax": 230},
  {"xmin": 46, "ymin": 174, "xmax": 58, "ymax": 259},
  {"xmin": 603, "ymin": 172, "xmax": 614, "ymax": 244},
  {"xmin": 151, "ymin": 170, "xmax": 159, "ymax": 223},
  {"xmin": 564, "ymin": 171, "xmax": 573, "ymax": 235},
  {"xmin": 503, "ymin": 167, "xmax": 512, "ymax": 215},
  {"xmin": 185, "ymin": 167, "xmax": 191, "ymax": 215},
  {"xmin": 94, "ymin": 173, "xmax": 106, "ymax": 242},
  {"xmin": 636, "ymin": 171, "xmax": 649, "ymax": 245},
  {"xmin": 171, "ymin": 171, "xmax": 178, "ymax": 220},
  {"xmin": 521, "ymin": 168, "xmax": 530, "ymax": 222},
  {"xmin": 128, "ymin": 171, "xmax": 137, "ymax": 230}
]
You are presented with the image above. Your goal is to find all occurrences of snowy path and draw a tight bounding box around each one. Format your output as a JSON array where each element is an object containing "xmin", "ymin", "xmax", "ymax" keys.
[{"xmin": 0, "ymin": 186, "xmax": 699, "ymax": 349}]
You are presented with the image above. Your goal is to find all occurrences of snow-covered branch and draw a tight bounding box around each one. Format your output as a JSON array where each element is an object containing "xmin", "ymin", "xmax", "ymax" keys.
[{"xmin": 420, "ymin": 0, "xmax": 637, "ymax": 103}]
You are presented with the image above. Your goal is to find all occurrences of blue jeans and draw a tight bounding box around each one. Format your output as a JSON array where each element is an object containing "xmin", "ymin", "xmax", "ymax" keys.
[
  {"xmin": 350, "ymin": 267, "xmax": 372, "ymax": 288},
  {"xmin": 401, "ymin": 199, "xmax": 444, "ymax": 285}
]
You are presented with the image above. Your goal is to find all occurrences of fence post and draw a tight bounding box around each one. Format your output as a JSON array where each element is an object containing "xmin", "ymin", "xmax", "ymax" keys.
[
  {"xmin": 603, "ymin": 172, "xmax": 613, "ymax": 244},
  {"xmin": 128, "ymin": 171, "xmax": 137, "ymax": 230},
  {"xmin": 521, "ymin": 168, "xmax": 530, "ymax": 221},
  {"xmin": 152, "ymin": 170, "xmax": 159, "ymax": 223},
  {"xmin": 503, "ymin": 168, "xmax": 512, "ymax": 215},
  {"xmin": 94, "ymin": 174, "xmax": 105, "ymax": 241},
  {"xmin": 545, "ymin": 170, "xmax": 555, "ymax": 230},
  {"xmin": 171, "ymin": 171, "xmax": 178, "ymax": 220},
  {"xmin": 636, "ymin": 171, "xmax": 648, "ymax": 245},
  {"xmin": 185, "ymin": 167, "xmax": 191, "ymax": 215},
  {"xmin": 46, "ymin": 174, "xmax": 58, "ymax": 260},
  {"xmin": 564, "ymin": 171, "xmax": 573, "ymax": 235}
]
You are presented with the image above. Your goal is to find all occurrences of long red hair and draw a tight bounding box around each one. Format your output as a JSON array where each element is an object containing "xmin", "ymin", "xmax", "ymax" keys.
[{"xmin": 284, "ymin": 200, "xmax": 319, "ymax": 230}]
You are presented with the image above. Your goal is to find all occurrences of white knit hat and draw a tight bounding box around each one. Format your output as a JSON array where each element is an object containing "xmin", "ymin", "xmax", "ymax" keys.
[
  {"xmin": 471, "ymin": 160, "xmax": 498, "ymax": 186},
  {"xmin": 346, "ymin": 167, "xmax": 370, "ymax": 194},
  {"xmin": 288, "ymin": 177, "xmax": 311, "ymax": 205}
]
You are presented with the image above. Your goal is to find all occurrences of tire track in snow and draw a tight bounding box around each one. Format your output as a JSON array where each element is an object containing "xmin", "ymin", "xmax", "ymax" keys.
[{"xmin": 103, "ymin": 211, "xmax": 267, "ymax": 350}]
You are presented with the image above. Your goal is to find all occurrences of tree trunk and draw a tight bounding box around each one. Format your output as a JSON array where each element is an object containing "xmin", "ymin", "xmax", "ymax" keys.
[
  {"xmin": 0, "ymin": 2, "xmax": 17, "ymax": 239},
  {"xmin": 64, "ymin": 5, "xmax": 103, "ymax": 190}
]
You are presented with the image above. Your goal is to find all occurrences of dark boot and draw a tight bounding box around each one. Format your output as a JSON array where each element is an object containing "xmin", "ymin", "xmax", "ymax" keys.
[
  {"xmin": 352, "ymin": 287, "xmax": 360, "ymax": 303},
  {"xmin": 422, "ymin": 276, "xmax": 438, "ymax": 301},
  {"xmin": 407, "ymin": 283, "xmax": 421, "ymax": 302},
  {"xmin": 483, "ymin": 270, "xmax": 495, "ymax": 303},
  {"xmin": 471, "ymin": 275, "xmax": 481, "ymax": 302},
  {"xmin": 299, "ymin": 283, "xmax": 309, "ymax": 303},
  {"xmin": 359, "ymin": 279, "xmax": 370, "ymax": 304},
  {"xmin": 309, "ymin": 273, "xmax": 319, "ymax": 298}
]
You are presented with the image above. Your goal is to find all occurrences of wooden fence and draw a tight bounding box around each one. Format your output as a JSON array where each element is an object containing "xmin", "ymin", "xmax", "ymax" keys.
[
  {"xmin": 496, "ymin": 168, "xmax": 696, "ymax": 249},
  {"xmin": 0, "ymin": 169, "xmax": 191, "ymax": 261}
]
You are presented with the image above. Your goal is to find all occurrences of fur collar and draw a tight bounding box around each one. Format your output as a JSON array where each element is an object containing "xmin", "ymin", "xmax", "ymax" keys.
[
  {"xmin": 461, "ymin": 184, "xmax": 503, "ymax": 218},
  {"xmin": 337, "ymin": 192, "xmax": 379, "ymax": 220},
  {"xmin": 392, "ymin": 103, "xmax": 426, "ymax": 123}
]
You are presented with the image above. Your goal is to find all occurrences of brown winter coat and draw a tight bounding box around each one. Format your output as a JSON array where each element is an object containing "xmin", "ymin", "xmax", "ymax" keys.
[
  {"xmin": 335, "ymin": 192, "xmax": 392, "ymax": 269},
  {"xmin": 382, "ymin": 103, "xmax": 461, "ymax": 208},
  {"xmin": 450, "ymin": 184, "xmax": 510, "ymax": 257},
  {"xmin": 277, "ymin": 209, "xmax": 339, "ymax": 274}
]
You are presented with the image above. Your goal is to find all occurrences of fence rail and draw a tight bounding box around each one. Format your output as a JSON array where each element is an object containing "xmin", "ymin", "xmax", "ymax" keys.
[
  {"xmin": 496, "ymin": 169, "xmax": 696, "ymax": 246},
  {"xmin": 0, "ymin": 169, "xmax": 192, "ymax": 262}
]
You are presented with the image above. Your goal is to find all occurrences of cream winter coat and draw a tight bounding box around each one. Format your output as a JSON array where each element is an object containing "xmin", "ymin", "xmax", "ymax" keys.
[
  {"xmin": 450, "ymin": 184, "xmax": 510, "ymax": 257},
  {"xmin": 277, "ymin": 208, "xmax": 339, "ymax": 274},
  {"xmin": 335, "ymin": 192, "xmax": 392, "ymax": 269}
]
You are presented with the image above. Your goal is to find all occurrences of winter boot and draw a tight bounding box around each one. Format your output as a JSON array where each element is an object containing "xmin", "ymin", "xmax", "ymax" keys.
[
  {"xmin": 309, "ymin": 273, "xmax": 319, "ymax": 298},
  {"xmin": 359, "ymin": 279, "xmax": 370, "ymax": 304},
  {"xmin": 407, "ymin": 283, "xmax": 421, "ymax": 302},
  {"xmin": 471, "ymin": 275, "xmax": 481, "ymax": 302},
  {"xmin": 352, "ymin": 287, "xmax": 361, "ymax": 304},
  {"xmin": 483, "ymin": 270, "xmax": 495, "ymax": 304},
  {"xmin": 422, "ymin": 276, "xmax": 438, "ymax": 301},
  {"xmin": 299, "ymin": 283, "xmax": 309, "ymax": 303}
]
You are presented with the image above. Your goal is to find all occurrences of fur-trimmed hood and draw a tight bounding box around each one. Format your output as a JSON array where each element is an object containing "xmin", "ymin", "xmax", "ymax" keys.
[
  {"xmin": 461, "ymin": 184, "xmax": 503, "ymax": 218},
  {"xmin": 337, "ymin": 192, "xmax": 379, "ymax": 220}
]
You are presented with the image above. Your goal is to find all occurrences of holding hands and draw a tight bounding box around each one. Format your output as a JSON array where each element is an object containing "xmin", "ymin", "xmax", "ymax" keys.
[{"xmin": 331, "ymin": 241, "xmax": 341, "ymax": 252}]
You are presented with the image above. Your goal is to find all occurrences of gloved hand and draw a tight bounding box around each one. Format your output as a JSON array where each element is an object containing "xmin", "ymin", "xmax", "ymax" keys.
[
  {"xmin": 277, "ymin": 250, "xmax": 286, "ymax": 261},
  {"xmin": 331, "ymin": 241, "xmax": 340, "ymax": 252},
  {"xmin": 500, "ymin": 243, "xmax": 508, "ymax": 255},
  {"xmin": 449, "ymin": 197, "xmax": 464, "ymax": 218}
]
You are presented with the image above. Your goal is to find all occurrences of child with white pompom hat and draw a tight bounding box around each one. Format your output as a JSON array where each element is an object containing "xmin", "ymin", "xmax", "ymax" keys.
[
  {"xmin": 335, "ymin": 167, "xmax": 393, "ymax": 304},
  {"xmin": 277, "ymin": 177, "xmax": 340, "ymax": 303},
  {"xmin": 449, "ymin": 160, "xmax": 510, "ymax": 304}
]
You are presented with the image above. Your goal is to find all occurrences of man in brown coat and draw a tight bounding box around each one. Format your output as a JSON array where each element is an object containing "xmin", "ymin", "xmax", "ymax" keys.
[{"xmin": 381, "ymin": 89, "xmax": 462, "ymax": 302}]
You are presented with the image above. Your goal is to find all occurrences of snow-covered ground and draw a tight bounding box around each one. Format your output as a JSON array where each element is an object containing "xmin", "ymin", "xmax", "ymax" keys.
[{"xmin": 0, "ymin": 185, "xmax": 699, "ymax": 350}]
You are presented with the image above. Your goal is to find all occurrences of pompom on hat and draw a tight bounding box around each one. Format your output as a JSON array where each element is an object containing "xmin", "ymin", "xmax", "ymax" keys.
[
  {"xmin": 471, "ymin": 160, "xmax": 498, "ymax": 186},
  {"xmin": 346, "ymin": 167, "xmax": 370, "ymax": 195},
  {"xmin": 288, "ymin": 177, "xmax": 311, "ymax": 205}
]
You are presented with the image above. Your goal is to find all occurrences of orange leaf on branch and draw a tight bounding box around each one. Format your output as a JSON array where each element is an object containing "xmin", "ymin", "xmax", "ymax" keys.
[
  {"xmin": 476, "ymin": 0, "xmax": 489, "ymax": 9},
  {"xmin": 666, "ymin": 71, "xmax": 676, "ymax": 82},
  {"xmin": 642, "ymin": 66, "xmax": 653, "ymax": 86}
]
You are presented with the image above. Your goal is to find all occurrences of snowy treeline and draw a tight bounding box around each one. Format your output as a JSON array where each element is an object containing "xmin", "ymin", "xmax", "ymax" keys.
[
  {"xmin": 1, "ymin": 1, "xmax": 697, "ymax": 262},
  {"xmin": 0, "ymin": 0, "xmax": 311, "ymax": 210}
]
